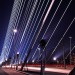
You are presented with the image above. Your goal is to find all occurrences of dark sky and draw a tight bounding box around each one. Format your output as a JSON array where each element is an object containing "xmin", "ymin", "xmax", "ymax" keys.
[
  {"xmin": 0, "ymin": 0, "xmax": 75, "ymax": 63},
  {"xmin": 0, "ymin": 0, "xmax": 14, "ymax": 54},
  {"xmin": 27, "ymin": 0, "xmax": 75, "ymax": 62}
]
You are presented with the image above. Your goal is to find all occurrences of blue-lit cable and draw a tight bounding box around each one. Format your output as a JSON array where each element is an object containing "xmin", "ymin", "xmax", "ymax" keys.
[
  {"xmin": 23, "ymin": 0, "xmax": 50, "ymax": 61},
  {"xmin": 40, "ymin": 0, "xmax": 73, "ymax": 61},
  {"xmin": 20, "ymin": 0, "xmax": 42, "ymax": 61},
  {"xmin": 32, "ymin": 0, "xmax": 63, "ymax": 59},
  {"xmin": 20, "ymin": 0, "xmax": 39, "ymax": 61}
]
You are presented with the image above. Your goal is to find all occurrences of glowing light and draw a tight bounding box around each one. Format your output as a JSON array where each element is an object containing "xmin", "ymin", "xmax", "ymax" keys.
[
  {"xmin": 13, "ymin": 29, "xmax": 17, "ymax": 33},
  {"xmin": 3, "ymin": 66, "xmax": 71, "ymax": 74},
  {"xmin": 69, "ymin": 37, "xmax": 72, "ymax": 39},
  {"xmin": 32, "ymin": 59, "xmax": 35, "ymax": 63},
  {"xmin": 53, "ymin": 57, "xmax": 57, "ymax": 61},
  {"xmin": 5, "ymin": 58, "xmax": 7, "ymax": 61},
  {"xmin": 27, "ymin": 60, "xmax": 28, "ymax": 63},
  {"xmin": 17, "ymin": 52, "xmax": 19, "ymax": 54}
]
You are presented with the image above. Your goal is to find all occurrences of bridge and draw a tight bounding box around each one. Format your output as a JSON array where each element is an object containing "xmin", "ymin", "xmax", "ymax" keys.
[{"xmin": 0, "ymin": 0, "xmax": 75, "ymax": 75}]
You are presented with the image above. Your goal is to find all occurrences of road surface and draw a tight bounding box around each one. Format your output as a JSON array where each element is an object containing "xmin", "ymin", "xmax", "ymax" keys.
[
  {"xmin": 25, "ymin": 70, "xmax": 67, "ymax": 75},
  {"xmin": 0, "ymin": 68, "xmax": 8, "ymax": 75},
  {"xmin": 0, "ymin": 68, "xmax": 25, "ymax": 75},
  {"xmin": 0, "ymin": 68, "xmax": 68, "ymax": 75}
]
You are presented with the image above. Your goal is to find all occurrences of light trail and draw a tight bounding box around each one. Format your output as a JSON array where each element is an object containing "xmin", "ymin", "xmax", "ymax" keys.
[
  {"xmin": 3, "ymin": 66, "xmax": 71, "ymax": 74},
  {"xmin": 32, "ymin": 0, "xmax": 63, "ymax": 59}
]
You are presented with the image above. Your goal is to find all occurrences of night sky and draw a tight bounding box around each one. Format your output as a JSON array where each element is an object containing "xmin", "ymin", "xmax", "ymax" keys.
[
  {"xmin": 0, "ymin": 0, "xmax": 14, "ymax": 55},
  {"xmin": 0, "ymin": 0, "xmax": 75, "ymax": 63},
  {"xmin": 28, "ymin": 0, "xmax": 75, "ymax": 62}
]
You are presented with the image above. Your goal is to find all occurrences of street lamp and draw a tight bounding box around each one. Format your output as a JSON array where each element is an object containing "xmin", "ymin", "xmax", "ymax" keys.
[
  {"xmin": 27, "ymin": 60, "xmax": 28, "ymax": 63},
  {"xmin": 69, "ymin": 37, "xmax": 72, "ymax": 65},
  {"xmin": 5, "ymin": 58, "xmax": 7, "ymax": 61},
  {"xmin": 53, "ymin": 57, "xmax": 57, "ymax": 61},
  {"xmin": 32, "ymin": 59, "xmax": 35, "ymax": 63},
  {"xmin": 17, "ymin": 52, "xmax": 19, "ymax": 55},
  {"xmin": 13, "ymin": 29, "xmax": 17, "ymax": 34},
  {"xmin": 39, "ymin": 39, "xmax": 46, "ymax": 75},
  {"xmin": 12, "ymin": 28, "xmax": 18, "ymax": 69},
  {"xmin": 16, "ymin": 52, "xmax": 19, "ymax": 70},
  {"xmin": 53, "ymin": 57, "xmax": 59, "ymax": 67}
]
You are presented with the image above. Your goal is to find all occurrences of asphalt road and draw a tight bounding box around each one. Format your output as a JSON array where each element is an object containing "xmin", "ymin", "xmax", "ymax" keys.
[
  {"xmin": 45, "ymin": 72, "xmax": 67, "ymax": 75},
  {"xmin": 0, "ymin": 68, "xmax": 25, "ymax": 75},
  {"xmin": 25, "ymin": 71, "xmax": 67, "ymax": 75},
  {"xmin": 0, "ymin": 68, "xmax": 68, "ymax": 75},
  {"xmin": 0, "ymin": 68, "xmax": 8, "ymax": 75}
]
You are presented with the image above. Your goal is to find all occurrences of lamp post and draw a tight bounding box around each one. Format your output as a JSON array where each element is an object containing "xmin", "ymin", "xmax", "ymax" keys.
[
  {"xmin": 53, "ymin": 57, "xmax": 56, "ymax": 64},
  {"xmin": 16, "ymin": 52, "xmax": 19, "ymax": 70},
  {"xmin": 13, "ymin": 29, "xmax": 18, "ymax": 69},
  {"xmin": 13, "ymin": 29, "xmax": 17, "ymax": 34},
  {"xmin": 53, "ymin": 57, "xmax": 59, "ymax": 67},
  {"xmin": 53, "ymin": 57, "xmax": 57, "ymax": 64},
  {"xmin": 32, "ymin": 59, "xmax": 35, "ymax": 63},
  {"xmin": 39, "ymin": 39, "xmax": 46, "ymax": 75},
  {"xmin": 53, "ymin": 57, "xmax": 57, "ymax": 61},
  {"xmin": 63, "ymin": 41, "xmax": 66, "ymax": 69},
  {"xmin": 69, "ymin": 37, "xmax": 72, "ymax": 65}
]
